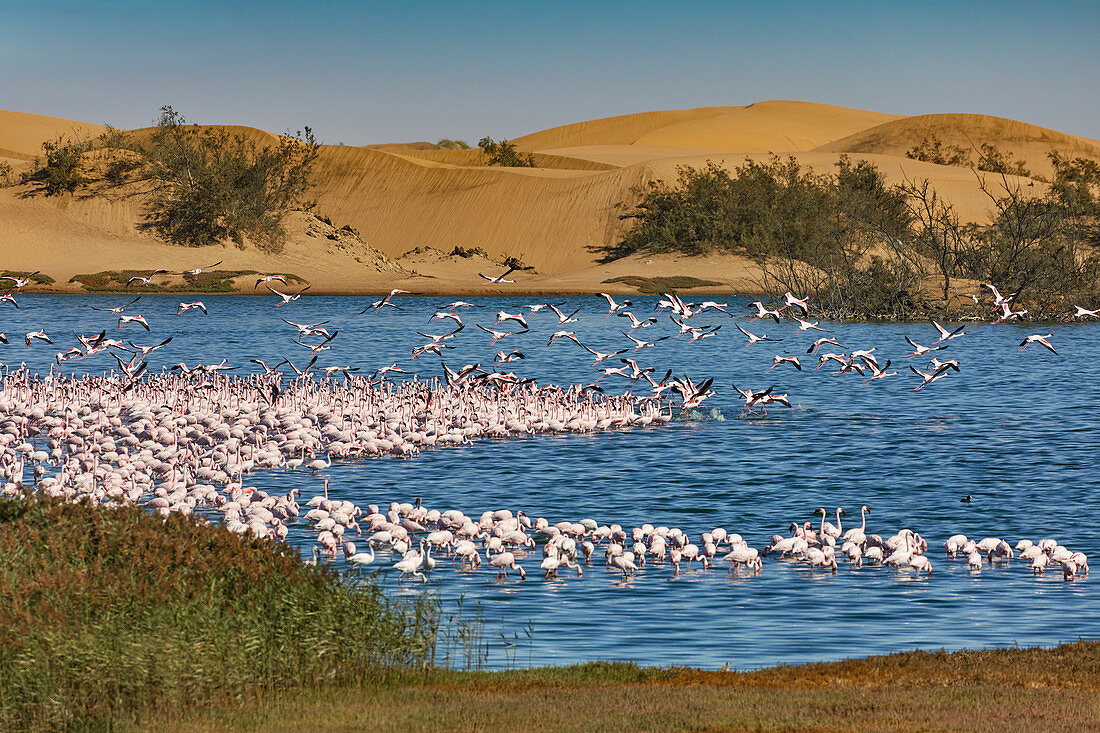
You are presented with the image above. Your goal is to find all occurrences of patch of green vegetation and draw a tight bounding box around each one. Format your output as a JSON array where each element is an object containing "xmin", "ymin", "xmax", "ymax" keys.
[
  {"xmin": 906, "ymin": 134, "xmax": 972, "ymax": 167},
  {"xmin": 0, "ymin": 270, "xmax": 55, "ymax": 286},
  {"xmin": 0, "ymin": 496, "xmax": 437, "ymax": 729},
  {"xmin": 68, "ymin": 269, "xmax": 306, "ymax": 293},
  {"xmin": 0, "ymin": 161, "xmax": 17, "ymax": 188},
  {"xmin": 19, "ymin": 136, "xmax": 94, "ymax": 195},
  {"xmin": 478, "ymin": 137, "xmax": 536, "ymax": 167},
  {"xmin": 20, "ymin": 107, "xmax": 319, "ymax": 253},
  {"xmin": 604, "ymin": 275, "xmax": 722, "ymax": 294},
  {"xmin": 435, "ymin": 138, "xmax": 471, "ymax": 150}
]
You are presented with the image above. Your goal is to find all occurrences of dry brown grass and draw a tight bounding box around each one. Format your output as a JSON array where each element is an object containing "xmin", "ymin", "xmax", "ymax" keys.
[{"xmin": 151, "ymin": 642, "xmax": 1100, "ymax": 732}]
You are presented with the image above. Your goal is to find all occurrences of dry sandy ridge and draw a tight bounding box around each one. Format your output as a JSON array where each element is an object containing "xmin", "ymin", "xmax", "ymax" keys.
[{"xmin": 1, "ymin": 101, "xmax": 1097, "ymax": 296}]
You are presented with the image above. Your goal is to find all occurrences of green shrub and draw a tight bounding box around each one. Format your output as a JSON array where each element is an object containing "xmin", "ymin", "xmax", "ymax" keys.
[
  {"xmin": 478, "ymin": 137, "xmax": 535, "ymax": 167},
  {"xmin": 21, "ymin": 136, "xmax": 94, "ymax": 196},
  {"xmin": 905, "ymin": 134, "xmax": 971, "ymax": 167},
  {"xmin": 123, "ymin": 106, "xmax": 319, "ymax": 253},
  {"xmin": 976, "ymin": 143, "xmax": 1032, "ymax": 178}
]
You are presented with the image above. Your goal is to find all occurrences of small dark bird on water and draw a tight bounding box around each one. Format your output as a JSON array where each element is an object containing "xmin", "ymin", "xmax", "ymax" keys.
[{"xmin": 961, "ymin": 494, "xmax": 972, "ymax": 504}]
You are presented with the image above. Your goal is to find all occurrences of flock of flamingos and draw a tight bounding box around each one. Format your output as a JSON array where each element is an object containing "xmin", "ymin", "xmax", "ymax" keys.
[{"xmin": 0, "ymin": 267, "xmax": 1095, "ymax": 584}]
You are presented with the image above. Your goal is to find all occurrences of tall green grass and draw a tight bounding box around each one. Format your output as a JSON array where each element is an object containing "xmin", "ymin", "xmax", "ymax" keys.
[{"xmin": 0, "ymin": 497, "xmax": 438, "ymax": 728}]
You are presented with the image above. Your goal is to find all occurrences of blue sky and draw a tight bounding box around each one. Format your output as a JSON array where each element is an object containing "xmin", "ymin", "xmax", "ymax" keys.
[{"xmin": 2, "ymin": 0, "xmax": 1097, "ymax": 144}]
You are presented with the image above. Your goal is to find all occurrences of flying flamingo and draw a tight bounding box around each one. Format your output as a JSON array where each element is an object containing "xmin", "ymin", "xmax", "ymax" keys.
[
  {"xmin": 783, "ymin": 292, "xmax": 810, "ymax": 316},
  {"xmin": 598, "ymin": 293, "xmax": 632, "ymax": 317},
  {"xmin": 769, "ymin": 355, "xmax": 802, "ymax": 371},
  {"xmin": 478, "ymin": 266, "xmax": 518, "ymax": 284},
  {"xmin": 736, "ymin": 324, "xmax": 781, "ymax": 347},
  {"xmin": 750, "ymin": 301, "xmax": 784, "ymax": 323},
  {"xmin": 126, "ymin": 269, "xmax": 170, "ymax": 287},
  {"xmin": 902, "ymin": 336, "xmax": 947, "ymax": 360},
  {"xmin": 177, "ymin": 260, "xmax": 223, "ymax": 277},
  {"xmin": 0, "ymin": 271, "xmax": 40, "ymax": 290},
  {"xmin": 930, "ymin": 321, "xmax": 966, "ymax": 345},
  {"xmin": 90, "ymin": 296, "xmax": 140, "ymax": 314},
  {"xmin": 177, "ymin": 301, "xmax": 208, "ymax": 315},
  {"xmin": 117, "ymin": 315, "xmax": 151, "ymax": 331},
  {"xmin": 1065, "ymin": 305, "xmax": 1099, "ymax": 322},
  {"xmin": 1019, "ymin": 334, "xmax": 1058, "ymax": 355},
  {"xmin": 793, "ymin": 317, "xmax": 827, "ymax": 333},
  {"xmin": 806, "ymin": 337, "xmax": 842, "ymax": 354},
  {"xmin": 266, "ymin": 283, "xmax": 311, "ymax": 306}
]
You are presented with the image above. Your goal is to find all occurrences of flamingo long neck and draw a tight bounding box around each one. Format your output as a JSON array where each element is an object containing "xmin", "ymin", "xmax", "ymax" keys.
[
  {"xmin": 859, "ymin": 508, "xmax": 867, "ymax": 533},
  {"xmin": 819, "ymin": 512, "xmax": 826, "ymax": 535},
  {"xmin": 835, "ymin": 508, "xmax": 842, "ymax": 533}
]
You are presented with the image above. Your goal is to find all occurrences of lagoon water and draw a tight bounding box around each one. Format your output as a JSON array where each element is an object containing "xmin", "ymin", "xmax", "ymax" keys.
[{"xmin": 3, "ymin": 293, "xmax": 1098, "ymax": 669}]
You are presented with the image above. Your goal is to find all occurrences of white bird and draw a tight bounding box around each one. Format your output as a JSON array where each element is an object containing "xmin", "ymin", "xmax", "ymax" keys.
[
  {"xmin": 910, "ymin": 362, "xmax": 956, "ymax": 391},
  {"xmin": 24, "ymin": 331, "xmax": 53, "ymax": 347},
  {"xmin": 622, "ymin": 331, "xmax": 669, "ymax": 351},
  {"xmin": 477, "ymin": 324, "xmax": 529, "ymax": 344},
  {"xmin": 548, "ymin": 304, "xmax": 582, "ymax": 325},
  {"xmin": 254, "ymin": 274, "xmax": 287, "ymax": 289}
]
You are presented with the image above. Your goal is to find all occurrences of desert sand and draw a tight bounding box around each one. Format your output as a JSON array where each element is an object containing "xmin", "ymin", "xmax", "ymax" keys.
[{"xmin": 1, "ymin": 100, "xmax": 1097, "ymax": 295}]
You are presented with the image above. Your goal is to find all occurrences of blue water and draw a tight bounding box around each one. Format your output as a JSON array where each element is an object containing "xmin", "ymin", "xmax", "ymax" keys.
[{"xmin": 2, "ymin": 293, "xmax": 1097, "ymax": 670}]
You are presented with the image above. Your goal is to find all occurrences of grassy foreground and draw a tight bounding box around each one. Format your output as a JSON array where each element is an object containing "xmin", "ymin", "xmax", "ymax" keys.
[
  {"xmin": 0, "ymin": 497, "xmax": 436, "ymax": 729},
  {"xmin": 153, "ymin": 642, "xmax": 1100, "ymax": 732},
  {"xmin": 2, "ymin": 497, "xmax": 1097, "ymax": 731}
]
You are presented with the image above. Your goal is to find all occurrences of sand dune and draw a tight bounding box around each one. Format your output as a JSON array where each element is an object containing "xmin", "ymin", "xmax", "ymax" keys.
[
  {"xmin": 1, "ymin": 102, "xmax": 1097, "ymax": 295},
  {"xmin": 816, "ymin": 113, "xmax": 1100, "ymax": 178},
  {"xmin": 0, "ymin": 109, "xmax": 106, "ymax": 161},
  {"xmin": 633, "ymin": 100, "xmax": 901, "ymax": 153}
]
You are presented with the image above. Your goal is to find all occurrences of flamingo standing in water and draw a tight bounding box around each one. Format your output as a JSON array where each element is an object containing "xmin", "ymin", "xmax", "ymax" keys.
[
  {"xmin": 842, "ymin": 506, "xmax": 870, "ymax": 546},
  {"xmin": 488, "ymin": 549, "xmax": 527, "ymax": 579}
]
